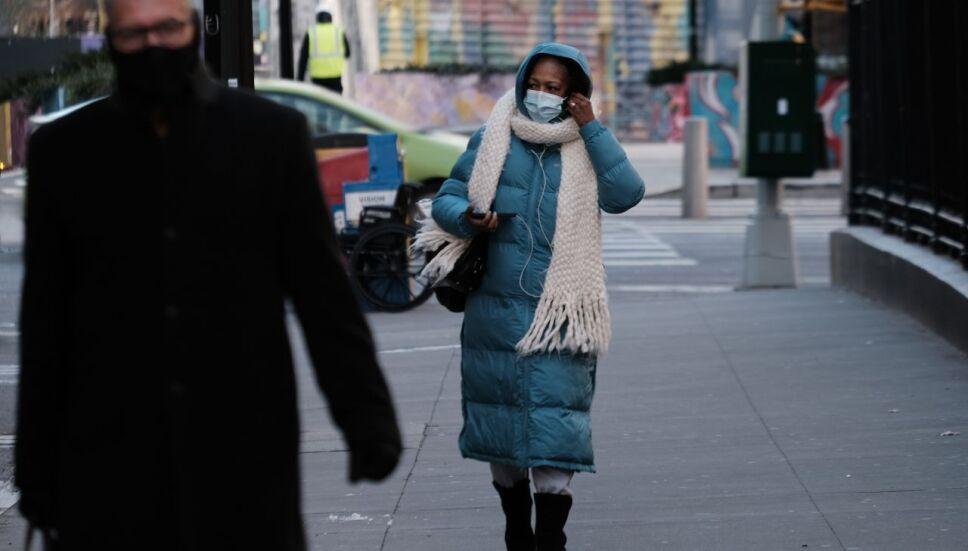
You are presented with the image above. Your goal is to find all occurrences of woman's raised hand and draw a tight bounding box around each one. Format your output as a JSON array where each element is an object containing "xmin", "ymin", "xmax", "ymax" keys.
[
  {"xmin": 465, "ymin": 206, "xmax": 500, "ymax": 232},
  {"xmin": 566, "ymin": 92, "xmax": 595, "ymax": 127}
]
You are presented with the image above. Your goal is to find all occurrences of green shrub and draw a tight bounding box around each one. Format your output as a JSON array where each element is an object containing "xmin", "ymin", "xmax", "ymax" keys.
[
  {"xmin": 646, "ymin": 60, "xmax": 737, "ymax": 86},
  {"xmin": 381, "ymin": 63, "xmax": 517, "ymax": 76},
  {"xmin": 0, "ymin": 50, "xmax": 114, "ymax": 111}
]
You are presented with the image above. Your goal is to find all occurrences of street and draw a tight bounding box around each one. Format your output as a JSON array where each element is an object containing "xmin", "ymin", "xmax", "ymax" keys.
[
  {"xmin": 0, "ymin": 169, "xmax": 24, "ymax": 513},
  {"xmin": 0, "ymin": 182, "xmax": 965, "ymax": 549}
]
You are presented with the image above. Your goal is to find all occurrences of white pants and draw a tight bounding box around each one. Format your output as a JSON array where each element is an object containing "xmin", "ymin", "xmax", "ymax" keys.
[{"xmin": 490, "ymin": 463, "xmax": 574, "ymax": 496}]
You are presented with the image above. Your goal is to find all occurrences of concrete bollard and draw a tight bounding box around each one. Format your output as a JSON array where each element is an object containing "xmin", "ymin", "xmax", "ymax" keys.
[{"xmin": 682, "ymin": 117, "xmax": 709, "ymax": 219}]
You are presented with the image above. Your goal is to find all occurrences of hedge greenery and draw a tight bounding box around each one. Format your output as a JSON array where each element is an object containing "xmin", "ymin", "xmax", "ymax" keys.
[
  {"xmin": 645, "ymin": 60, "xmax": 737, "ymax": 86},
  {"xmin": 0, "ymin": 50, "xmax": 113, "ymax": 111},
  {"xmin": 381, "ymin": 63, "xmax": 517, "ymax": 76}
]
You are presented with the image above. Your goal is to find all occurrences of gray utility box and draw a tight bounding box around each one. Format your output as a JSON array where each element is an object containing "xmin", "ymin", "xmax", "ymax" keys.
[{"xmin": 740, "ymin": 41, "xmax": 817, "ymax": 178}]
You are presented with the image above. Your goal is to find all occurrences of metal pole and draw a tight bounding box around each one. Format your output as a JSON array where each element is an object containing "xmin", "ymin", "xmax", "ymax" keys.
[
  {"xmin": 802, "ymin": 6, "xmax": 813, "ymax": 43},
  {"xmin": 840, "ymin": 121, "xmax": 849, "ymax": 216},
  {"xmin": 279, "ymin": 0, "xmax": 294, "ymax": 79},
  {"xmin": 740, "ymin": 0, "xmax": 799, "ymax": 288},
  {"xmin": 682, "ymin": 117, "xmax": 709, "ymax": 219},
  {"xmin": 48, "ymin": 0, "xmax": 57, "ymax": 37},
  {"xmin": 688, "ymin": 0, "xmax": 699, "ymax": 63},
  {"xmin": 202, "ymin": 0, "xmax": 255, "ymax": 89}
]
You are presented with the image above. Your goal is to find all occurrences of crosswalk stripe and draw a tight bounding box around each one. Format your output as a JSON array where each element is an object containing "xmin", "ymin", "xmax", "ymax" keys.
[
  {"xmin": 379, "ymin": 344, "xmax": 460, "ymax": 355},
  {"xmin": 605, "ymin": 259, "xmax": 698, "ymax": 267},
  {"xmin": 603, "ymin": 251, "xmax": 680, "ymax": 259},
  {"xmin": 601, "ymin": 219, "xmax": 696, "ymax": 267},
  {"xmin": 601, "ymin": 236, "xmax": 668, "ymax": 242},
  {"xmin": 602, "ymin": 244, "xmax": 671, "ymax": 250},
  {"xmin": 0, "ymin": 480, "xmax": 19, "ymax": 514},
  {"xmin": 612, "ymin": 284, "xmax": 734, "ymax": 293},
  {"xmin": 0, "ymin": 365, "xmax": 18, "ymax": 385}
]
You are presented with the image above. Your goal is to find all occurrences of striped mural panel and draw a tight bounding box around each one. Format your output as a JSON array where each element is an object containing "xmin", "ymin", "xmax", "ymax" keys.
[{"xmin": 376, "ymin": 0, "xmax": 692, "ymax": 138}]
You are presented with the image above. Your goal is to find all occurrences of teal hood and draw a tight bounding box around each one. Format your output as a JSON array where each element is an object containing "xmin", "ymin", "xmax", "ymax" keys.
[{"xmin": 514, "ymin": 42, "xmax": 593, "ymax": 119}]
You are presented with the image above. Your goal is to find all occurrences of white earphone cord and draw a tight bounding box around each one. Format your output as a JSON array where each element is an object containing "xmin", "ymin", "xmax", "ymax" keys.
[{"xmin": 518, "ymin": 146, "xmax": 555, "ymax": 299}]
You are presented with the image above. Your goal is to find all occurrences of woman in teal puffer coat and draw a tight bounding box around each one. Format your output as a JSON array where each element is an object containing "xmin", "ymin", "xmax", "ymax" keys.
[{"xmin": 421, "ymin": 43, "xmax": 644, "ymax": 551}]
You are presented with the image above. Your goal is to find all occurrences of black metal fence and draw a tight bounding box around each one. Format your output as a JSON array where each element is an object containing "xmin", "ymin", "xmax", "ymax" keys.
[{"xmin": 848, "ymin": 0, "xmax": 968, "ymax": 269}]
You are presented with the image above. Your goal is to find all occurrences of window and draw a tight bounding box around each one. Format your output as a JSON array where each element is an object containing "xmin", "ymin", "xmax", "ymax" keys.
[{"xmin": 259, "ymin": 92, "xmax": 378, "ymax": 136}]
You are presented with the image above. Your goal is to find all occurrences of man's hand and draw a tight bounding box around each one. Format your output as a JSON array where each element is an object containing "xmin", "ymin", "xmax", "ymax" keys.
[
  {"xmin": 566, "ymin": 93, "xmax": 595, "ymax": 127},
  {"xmin": 348, "ymin": 440, "xmax": 401, "ymax": 483},
  {"xmin": 19, "ymin": 491, "xmax": 55, "ymax": 530}
]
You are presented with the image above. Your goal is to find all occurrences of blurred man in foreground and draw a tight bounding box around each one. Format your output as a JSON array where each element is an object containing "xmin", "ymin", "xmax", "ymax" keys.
[{"xmin": 15, "ymin": 0, "xmax": 401, "ymax": 548}]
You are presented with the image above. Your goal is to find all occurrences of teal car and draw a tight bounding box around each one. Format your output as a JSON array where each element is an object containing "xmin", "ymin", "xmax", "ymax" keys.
[{"xmin": 255, "ymin": 78, "xmax": 467, "ymax": 189}]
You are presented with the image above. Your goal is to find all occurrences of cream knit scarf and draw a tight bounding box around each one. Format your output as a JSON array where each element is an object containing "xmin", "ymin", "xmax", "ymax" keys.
[{"xmin": 414, "ymin": 89, "xmax": 610, "ymax": 356}]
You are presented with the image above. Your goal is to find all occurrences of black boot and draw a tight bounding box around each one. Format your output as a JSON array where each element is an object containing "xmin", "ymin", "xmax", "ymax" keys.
[
  {"xmin": 534, "ymin": 493, "xmax": 572, "ymax": 551},
  {"xmin": 493, "ymin": 480, "xmax": 535, "ymax": 551}
]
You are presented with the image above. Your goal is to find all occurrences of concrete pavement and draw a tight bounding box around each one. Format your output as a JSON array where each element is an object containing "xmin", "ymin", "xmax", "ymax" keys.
[
  {"xmin": 8, "ymin": 285, "xmax": 963, "ymax": 549},
  {"xmin": 341, "ymin": 290, "xmax": 966, "ymax": 550},
  {"xmin": 0, "ymin": 163, "xmax": 965, "ymax": 549}
]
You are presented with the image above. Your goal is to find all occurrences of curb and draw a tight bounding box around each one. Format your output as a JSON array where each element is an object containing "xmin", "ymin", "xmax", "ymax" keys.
[{"xmin": 831, "ymin": 227, "xmax": 968, "ymax": 355}]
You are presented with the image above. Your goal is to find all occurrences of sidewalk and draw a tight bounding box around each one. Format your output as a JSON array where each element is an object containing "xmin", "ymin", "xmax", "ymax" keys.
[
  {"xmin": 623, "ymin": 142, "xmax": 843, "ymax": 197},
  {"xmin": 355, "ymin": 291, "xmax": 968, "ymax": 550},
  {"xmin": 2, "ymin": 289, "xmax": 965, "ymax": 549},
  {"xmin": 0, "ymin": 169, "xmax": 25, "ymax": 248}
]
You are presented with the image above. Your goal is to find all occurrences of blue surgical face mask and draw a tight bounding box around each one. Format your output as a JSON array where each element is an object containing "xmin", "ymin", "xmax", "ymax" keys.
[{"xmin": 524, "ymin": 89, "xmax": 564, "ymax": 123}]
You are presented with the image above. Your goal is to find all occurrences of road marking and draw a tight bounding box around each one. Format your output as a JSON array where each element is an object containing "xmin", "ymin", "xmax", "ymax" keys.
[
  {"xmin": 0, "ymin": 480, "xmax": 19, "ymax": 514},
  {"xmin": 602, "ymin": 220, "xmax": 696, "ymax": 269},
  {"xmin": 606, "ymin": 259, "xmax": 698, "ymax": 267},
  {"xmin": 612, "ymin": 284, "xmax": 734, "ymax": 293},
  {"xmin": 603, "ymin": 251, "xmax": 681, "ymax": 259},
  {"xmin": 0, "ymin": 331, "xmax": 19, "ymax": 338},
  {"xmin": 378, "ymin": 344, "xmax": 460, "ymax": 355},
  {"xmin": 0, "ymin": 365, "xmax": 17, "ymax": 386},
  {"xmin": 0, "ymin": 434, "xmax": 14, "ymax": 447}
]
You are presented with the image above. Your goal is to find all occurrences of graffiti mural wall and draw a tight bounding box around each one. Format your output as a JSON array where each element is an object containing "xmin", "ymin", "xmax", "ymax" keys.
[
  {"xmin": 641, "ymin": 82, "xmax": 689, "ymax": 143},
  {"xmin": 817, "ymin": 75, "xmax": 849, "ymax": 167},
  {"xmin": 684, "ymin": 71, "xmax": 849, "ymax": 167},
  {"xmin": 354, "ymin": 72, "xmax": 516, "ymax": 129},
  {"xmin": 686, "ymin": 71, "xmax": 741, "ymax": 167},
  {"xmin": 353, "ymin": 69, "xmax": 850, "ymax": 168},
  {"xmin": 373, "ymin": 0, "xmax": 691, "ymax": 139}
]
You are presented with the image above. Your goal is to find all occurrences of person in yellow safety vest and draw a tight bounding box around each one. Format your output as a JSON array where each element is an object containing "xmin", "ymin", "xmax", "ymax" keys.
[{"xmin": 297, "ymin": 9, "xmax": 350, "ymax": 94}]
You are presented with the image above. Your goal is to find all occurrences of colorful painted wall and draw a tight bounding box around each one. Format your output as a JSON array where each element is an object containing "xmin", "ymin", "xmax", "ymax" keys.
[
  {"xmin": 685, "ymin": 71, "xmax": 849, "ymax": 167},
  {"xmin": 0, "ymin": 100, "xmax": 32, "ymax": 170},
  {"xmin": 817, "ymin": 75, "xmax": 849, "ymax": 167},
  {"xmin": 686, "ymin": 71, "xmax": 740, "ymax": 167},
  {"xmin": 373, "ymin": 0, "xmax": 692, "ymax": 139},
  {"xmin": 353, "ymin": 69, "xmax": 850, "ymax": 167},
  {"xmin": 354, "ymin": 71, "xmax": 516, "ymax": 129}
]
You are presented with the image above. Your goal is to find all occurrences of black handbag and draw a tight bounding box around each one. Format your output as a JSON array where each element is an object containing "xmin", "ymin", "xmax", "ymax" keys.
[{"xmin": 432, "ymin": 233, "xmax": 489, "ymax": 313}]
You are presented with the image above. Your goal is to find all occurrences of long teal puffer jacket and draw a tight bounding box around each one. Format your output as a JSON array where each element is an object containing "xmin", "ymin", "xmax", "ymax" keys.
[{"xmin": 432, "ymin": 43, "xmax": 645, "ymax": 473}]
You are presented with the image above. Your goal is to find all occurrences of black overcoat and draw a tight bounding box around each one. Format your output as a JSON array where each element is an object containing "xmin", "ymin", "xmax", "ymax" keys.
[{"xmin": 15, "ymin": 79, "xmax": 400, "ymax": 550}]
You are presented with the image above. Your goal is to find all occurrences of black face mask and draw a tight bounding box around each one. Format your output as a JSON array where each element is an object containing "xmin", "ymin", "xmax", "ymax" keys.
[{"xmin": 108, "ymin": 36, "xmax": 200, "ymax": 108}]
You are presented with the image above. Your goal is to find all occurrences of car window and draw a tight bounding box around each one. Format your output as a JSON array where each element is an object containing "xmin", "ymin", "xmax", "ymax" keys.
[{"xmin": 259, "ymin": 92, "xmax": 379, "ymax": 136}]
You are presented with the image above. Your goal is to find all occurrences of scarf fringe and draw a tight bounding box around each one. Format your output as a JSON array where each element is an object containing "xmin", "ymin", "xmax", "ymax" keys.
[
  {"xmin": 411, "ymin": 217, "xmax": 470, "ymax": 285},
  {"xmin": 516, "ymin": 292, "xmax": 612, "ymax": 356}
]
